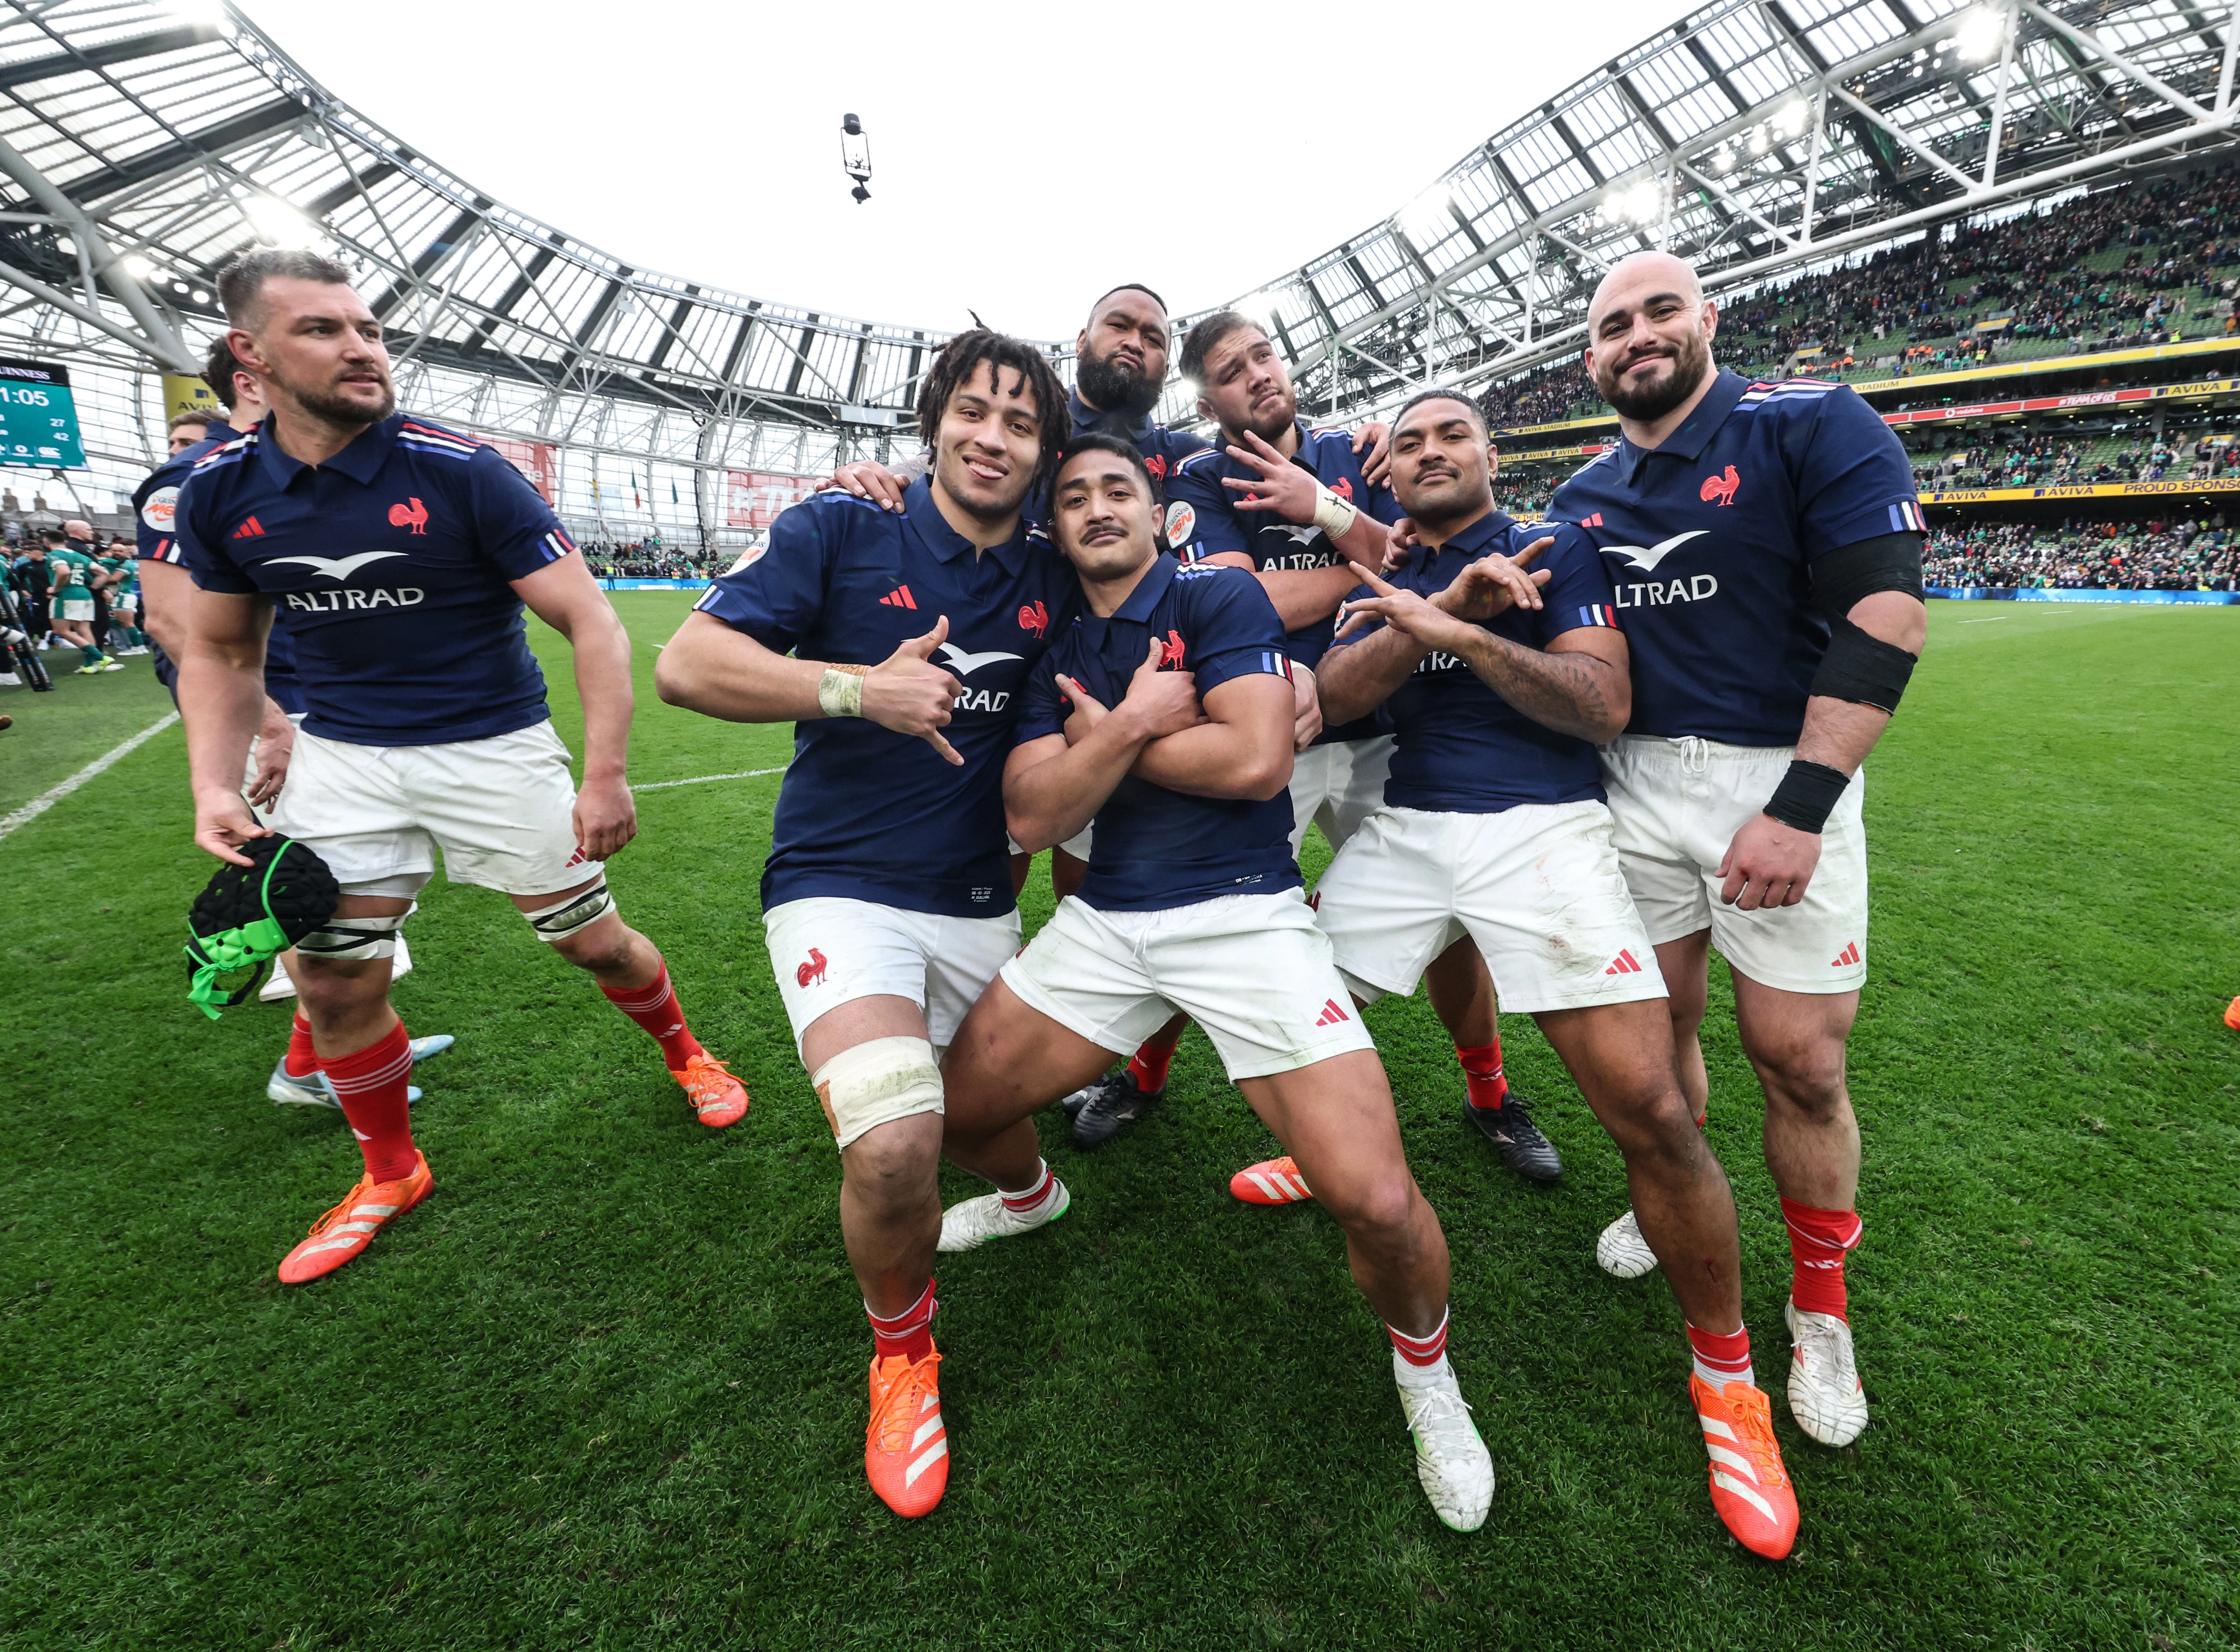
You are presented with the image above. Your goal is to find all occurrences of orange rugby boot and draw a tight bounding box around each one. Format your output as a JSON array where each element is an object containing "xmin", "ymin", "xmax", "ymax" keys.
[
  {"xmin": 1229, "ymin": 1154, "xmax": 1314, "ymax": 1206},
  {"xmin": 2224, "ymin": 995, "xmax": 2239, "ymax": 1032},
  {"xmin": 674, "ymin": 1050, "xmax": 748, "ymax": 1128},
  {"xmin": 277, "ymin": 1152, "xmax": 433, "ymax": 1285},
  {"xmin": 866, "ymin": 1345, "xmax": 948, "ymax": 1518},
  {"xmin": 1690, "ymin": 1372, "xmax": 1800, "ymax": 1560}
]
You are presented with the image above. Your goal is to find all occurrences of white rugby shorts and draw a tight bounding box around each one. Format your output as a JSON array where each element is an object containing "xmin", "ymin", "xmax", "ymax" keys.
[
  {"xmin": 764, "ymin": 895, "xmax": 1021, "ymax": 1056},
  {"xmin": 54, "ymin": 598, "xmax": 94, "ymax": 623},
  {"xmin": 1289, "ymin": 733, "xmax": 1394, "ymax": 857},
  {"xmin": 264, "ymin": 719, "xmax": 598, "ymax": 898},
  {"xmin": 1599, "ymin": 734, "xmax": 1868, "ymax": 995},
  {"xmin": 1313, "ymin": 800, "xmax": 1668, "ymax": 1015},
  {"xmin": 999, "ymin": 891, "xmax": 1375, "ymax": 1081}
]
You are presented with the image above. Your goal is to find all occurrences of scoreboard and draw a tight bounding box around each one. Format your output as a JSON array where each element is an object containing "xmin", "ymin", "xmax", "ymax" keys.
[{"xmin": 0, "ymin": 359, "xmax": 86, "ymax": 469}]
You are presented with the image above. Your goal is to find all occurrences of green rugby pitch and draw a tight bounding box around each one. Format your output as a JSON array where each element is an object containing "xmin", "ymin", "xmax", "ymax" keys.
[{"xmin": 1, "ymin": 598, "xmax": 2234, "ymax": 1649}]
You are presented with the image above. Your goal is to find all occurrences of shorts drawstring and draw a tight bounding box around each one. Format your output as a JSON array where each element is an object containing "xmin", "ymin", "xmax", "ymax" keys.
[{"xmin": 1672, "ymin": 736, "xmax": 1711, "ymax": 777}]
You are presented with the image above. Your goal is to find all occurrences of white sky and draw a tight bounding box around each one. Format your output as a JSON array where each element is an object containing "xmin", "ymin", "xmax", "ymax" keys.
[{"xmin": 245, "ymin": 0, "xmax": 1689, "ymax": 342}]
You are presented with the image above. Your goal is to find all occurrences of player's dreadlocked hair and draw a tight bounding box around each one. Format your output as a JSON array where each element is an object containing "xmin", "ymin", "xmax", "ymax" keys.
[
  {"xmin": 1177, "ymin": 309, "xmax": 1269, "ymax": 389},
  {"xmin": 914, "ymin": 329, "xmax": 1069, "ymax": 483}
]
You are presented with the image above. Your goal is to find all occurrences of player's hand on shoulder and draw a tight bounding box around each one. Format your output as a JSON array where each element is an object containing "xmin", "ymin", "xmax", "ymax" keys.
[
  {"xmin": 573, "ymin": 773, "xmax": 640, "ymax": 861},
  {"xmin": 1119, "ymin": 635, "xmax": 1206, "ymax": 740},
  {"xmin": 1717, "ymin": 812, "xmax": 1821, "ymax": 910},
  {"xmin": 1352, "ymin": 420, "xmax": 1393, "ymax": 486},
  {"xmin": 864, "ymin": 616, "xmax": 966, "ymax": 765},
  {"xmin": 1436, "ymin": 537, "xmax": 1553, "ymax": 621},
  {"xmin": 821, "ymin": 459, "xmax": 908, "ymax": 513}
]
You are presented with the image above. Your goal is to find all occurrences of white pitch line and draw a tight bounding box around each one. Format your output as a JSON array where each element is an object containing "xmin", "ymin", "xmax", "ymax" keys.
[
  {"xmin": 1958, "ymin": 616, "xmax": 2009, "ymax": 623},
  {"xmin": 630, "ymin": 766, "xmax": 787, "ymax": 792},
  {"xmin": 0, "ymin": 710, "xmax": 180, "ymax": 845}
]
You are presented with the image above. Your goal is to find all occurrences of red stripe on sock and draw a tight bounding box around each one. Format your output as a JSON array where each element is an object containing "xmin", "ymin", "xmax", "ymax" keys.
[
  {"xmin": 867, "ymin": 1278, "xmax": 936, "ymax": 1363},
  {"xmin": 600, "ymin": 962, "xmax": 704, "ymax": 1071},
  {"xmin": 1782, "ymin": 1195, "xmax": 1863, "ymax": 1322},
  {"xmin": 1388, "ymin": 1310, "xmax": 1450, "ymax": 1367},
  {"xmin": 1455, "ymin": 1039, "xmax": 1507, "ymax": 1109},
  {"xmin": 1001, "ymin": 1164, "xmax": 1054, "ymax": 1213},
  {"xmin": 285, "ymin": 1011, "xmax": 319, "ymax": 1080},
  {"xmin": 1686, "ymin": 1322, "xmax": 1753, "ymax": 1384},
  {"xmin": 323, "ymin": 1020, "xmax": 418, "ymax": 1184},
  {"xmin": 1127, "ymin": 1040, "xmax": 1173, "ymax": 1091}
]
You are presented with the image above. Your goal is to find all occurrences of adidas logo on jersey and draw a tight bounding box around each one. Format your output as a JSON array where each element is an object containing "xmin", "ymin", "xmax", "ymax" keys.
[
  {"xmin": 879, "ymin": 586, "xmax": 917, "ymax": 609},
  {"xmin": 230, "ymin": 516, "xmax": 267, "ymax": 539},
  {"xmin": 1605, "ymin": 949, "xmax": 1645, "ymax": 976}
]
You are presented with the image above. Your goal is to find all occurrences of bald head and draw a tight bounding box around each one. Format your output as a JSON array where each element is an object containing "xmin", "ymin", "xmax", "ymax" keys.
[{"xmin": 1583, "ymin": 251, "xmax": 1718, "ymax": 431}]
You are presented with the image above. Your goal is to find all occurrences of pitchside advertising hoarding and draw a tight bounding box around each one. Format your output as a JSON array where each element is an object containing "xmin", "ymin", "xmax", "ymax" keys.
[
  {"xmin": 726, "ymin": 471, "xmax": 817, "ymax": 529},
  {"xmin": 483, "ymin": 436, "xmax": 558, "ymax": 504},
  {"xmin": 0, "ymin": 359, "xmax": 86, "ymax": 468}
]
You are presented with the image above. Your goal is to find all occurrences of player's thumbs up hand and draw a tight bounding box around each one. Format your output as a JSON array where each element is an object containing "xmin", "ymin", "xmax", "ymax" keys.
[
  {"xmin": 1119, "ymin": 634, "xmax": 1206, "ymax": 740},
  {"xmin": 863, "ymin": 614, "xmax": 965, "ymax": 765}
]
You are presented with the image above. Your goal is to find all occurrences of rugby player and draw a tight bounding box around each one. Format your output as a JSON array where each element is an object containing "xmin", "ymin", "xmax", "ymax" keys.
[
  {"xmin": 139, "ymin": 338, "xmax": 440, "ymax": 1093},
  {"xmin": 653, "ymin": 330, "xmax": 1079, "ymax": 1520},
  {"xmin": 1163, "ymin": 314, "xmax": 1560, "ymax": 1184},
  {"xmin": 1555, "ymin": 251, "xmax": 1926, "ymax": 1453},
  {"xmin": 43, "ymin": 526, "xmax": 114, "ymax": 672},
  {"xmin": 934, "ymin": 430, "xmax": 1496, "ymax": 1532},
  {"xmin": 174, "ymin": 250, "xmax": 745, "ymax": 1288},
  {"xmin": 1293, "ymin": 387, "xmax": 1799, "ymax": 1559}
]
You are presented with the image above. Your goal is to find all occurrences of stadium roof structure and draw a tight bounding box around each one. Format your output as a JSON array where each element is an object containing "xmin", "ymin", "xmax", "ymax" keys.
[{"xmin": 0, "ymin": 0, "xmax": 2235, "ymax": 543}]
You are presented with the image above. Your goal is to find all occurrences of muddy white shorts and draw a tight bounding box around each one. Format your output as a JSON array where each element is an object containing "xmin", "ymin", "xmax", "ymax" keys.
[
  {"xmin": 764, "ymin": 895, "xmax": 1021, "ymax": 1056},
  {"xmin": 264, "ymin": 719, "xmax": 596, "ymax": 898},
  {"xmin": 1599, "ymin": 735, "xmax": 1868, "ymax": 994},
  {"xmin": 1289, "ymin": 733, "xmax": 1394, "ymax": 857},
  {"xmin": 999, "ymin": 890, "xmax": 1375, "ymax": 1081},
  {"xmin": 1313, "ymin": 800, "xmax": 1668, "ymax": 1015}
]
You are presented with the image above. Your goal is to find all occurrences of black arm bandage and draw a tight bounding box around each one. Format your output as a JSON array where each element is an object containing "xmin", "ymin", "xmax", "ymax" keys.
[
  {"xmin": 1809, "ymin": 531, "xmax": 1925, "ymax": 713},
  {"xmin": 1812, "ymin": 616, "xmax": 1918, "ymax": 713},
  {"xmin": 1763, "ymin": 759, "xmax": 1851, "ymax": 834}
]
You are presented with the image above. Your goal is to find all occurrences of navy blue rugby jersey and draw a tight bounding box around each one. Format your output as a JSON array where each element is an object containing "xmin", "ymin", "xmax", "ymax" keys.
[
  {"xmin": 1329, "ymin": 509, "xmax": 1615, "ymax": 813},
  {"xmin": 1066, "ymin": 391, "xmax": 1209, "ymax": 504},
  {"xmin": 1014, "ymin": 556, "xmax": 1298, "ymax": 912},
  {"xmin": 1163, "ymin": 419, "xmax": 1398, "ymax": 744},
  {"xmin": 696, "ymin": 477, "xmax": 1079, "ymax": 919},
  {"xmin": 176, "ymin": 414, "xmax": 574, "ymax": 745},
  {"xmin": 135, "ymin": 419, "xmax": 303, "ymax": 714},
  {"xmin": 1552, "ymin": 370, "xmax": 1922, "ymax": 746}
]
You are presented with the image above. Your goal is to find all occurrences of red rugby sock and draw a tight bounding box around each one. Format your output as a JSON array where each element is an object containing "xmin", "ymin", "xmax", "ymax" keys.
[
  {"xmin": 868, "ymin": 1279, "xmax": 937, "ymax": 1364},
  {"xmin": 1687, "ymin": 1322, "xmax": 1754, "ymax": 1390},
  {"xmin": 285, "ymin": 1011, "xmax": 319, "ymax": 1080},
  {"xmin": 1127, "ymin": 1039, "xmax": 1175, "ymax": 1091},
  {"xmin": 601, "ymin": 961, "xmax": 705, "ymax": 1070},
  {"xmin": 1455, "ymin": 1039, "xmax": 1508, "ymax": 1109},
  {"xmin": 323, "ymin": 1021, "xmax": 418, "ymax": 1184},
  {"xmin": 1782, "ymin": 1196, "xmax": 1864, "ymax": 1322}
]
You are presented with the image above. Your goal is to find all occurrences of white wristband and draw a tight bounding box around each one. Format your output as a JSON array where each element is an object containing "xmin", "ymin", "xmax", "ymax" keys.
[
  {"xmin": 1311, "ymin": 484, "xmax": 1358, "ymax": 542},
  {"xmin": 816, "ymin": 666, "xmax": 865, "ymax": 718}
]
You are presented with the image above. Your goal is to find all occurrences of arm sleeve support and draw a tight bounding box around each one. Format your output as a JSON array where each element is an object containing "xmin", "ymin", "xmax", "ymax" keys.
[{"xmin": 1808, "ymin": 531, "xmax": 1923, "ymax": 714}]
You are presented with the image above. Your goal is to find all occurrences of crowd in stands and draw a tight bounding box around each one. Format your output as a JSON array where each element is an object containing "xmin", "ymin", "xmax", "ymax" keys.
[
  {"xmin": 1923, "ymin": 516, "xmax": 2240, "ymax": 590},
  {"xmin": 582, "ymin": 539, "xmax": 717, "ymax": 581},
  {"xmin": 1910, "ymin": 427, "xmax": 2240, "ymax": 490},
  {"xmin": 1480, "ymin": 164, "xmax": 2240, "ymax": 431}
]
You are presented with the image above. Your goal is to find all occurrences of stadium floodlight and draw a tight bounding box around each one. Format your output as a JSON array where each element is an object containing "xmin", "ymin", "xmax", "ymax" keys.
[
  {"xmin": 1600, "ymin": 179, "xmax": 1662, "ymax": 227},
  {"xmin": 1398, "ymin": 184, "xmax": 1454, "ymax": 244},
  {"xmin": 1775, "ymin": 99, "xmax": 1810, "ymax": 138},
  {"xmin": 242, "ymin": 195, "xmax": 310, "ymax": 247},
  {"xmin": 841, "ymin": 113, "xmax": 872, "ymax": 205},
  {"xmin": 122, "ymin": 255, "xmax": 154, "ymax": 278},
  {"xmin": 1956, "ymin": 7, "xmax": 2006, "ymax": 63}
]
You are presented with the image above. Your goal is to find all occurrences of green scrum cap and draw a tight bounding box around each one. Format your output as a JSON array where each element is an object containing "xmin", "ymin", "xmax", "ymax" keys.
[{"xmin": 183, "ymin": 835, "xmax": 339, "ymax": 1019}]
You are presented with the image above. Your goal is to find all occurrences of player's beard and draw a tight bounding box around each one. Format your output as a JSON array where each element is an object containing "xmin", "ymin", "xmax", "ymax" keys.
[
  {"xmin": 1597, "ymin": 327, "xmax": 1712, "ymax": 422},
  {"xmin": 1239, "ymin": 384, "xmax": 1297, "ymax": 446},
  {"xmin": 1075, "ymin": 348, "xmax": 1163, "ymax": 422},
  {"xmin": 270, "ymin": 360, "xmax": 396, "ymax": 427}
]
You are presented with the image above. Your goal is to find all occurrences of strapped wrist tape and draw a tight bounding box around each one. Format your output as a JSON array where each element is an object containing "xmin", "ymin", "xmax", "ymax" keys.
[
  {"xmin": 1311, "ymin": 484, "xmax": 1358, "ymax": 542},
  {"xmin": 817, "ymin": 665, "xmax": 866, "ymax": 719}
]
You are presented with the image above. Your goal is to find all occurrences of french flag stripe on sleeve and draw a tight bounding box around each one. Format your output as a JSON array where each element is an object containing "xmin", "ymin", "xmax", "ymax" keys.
[
  {"xmin": 1260, "ymin": 649, "xmax": 1291, "ymax": 677},
  {"xmin": 1577, "ymin": 604, "xmax": 1615, "ymax": 627},
  {"xmin": 1889, "ymin": 499, "xmax": 1925, "ymax": 533}
]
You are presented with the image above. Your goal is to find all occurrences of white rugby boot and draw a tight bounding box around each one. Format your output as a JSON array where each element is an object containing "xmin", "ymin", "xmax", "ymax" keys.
[
  {"xmin": 1784, "ymin": 1298, "xmax": 1869, "ymax": 1447},
  {"xmin": 1595, "ymin": 1206, "xmax": 1661, "ymax": 1279},
  {"xmin": 937, "ymin": 1178, "xmax": 1071, "ymax": 1253},
  {"xmin": 1396, "ymin": 1364, "xmax": 1494, "ymax": 1532}
]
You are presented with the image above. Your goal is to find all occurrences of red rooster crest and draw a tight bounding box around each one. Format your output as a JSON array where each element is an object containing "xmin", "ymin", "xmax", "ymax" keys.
[
  {"xmin": 1017, "ymin": 599, "xmax": 1049, "ymax": 638},
  {"xmin": 388, "ymin": 497, "xmax": 430, "ymax": 534},
  {"xmin": 1699, "ymin": 466, "xmax": 1740, "ymax": 507}
]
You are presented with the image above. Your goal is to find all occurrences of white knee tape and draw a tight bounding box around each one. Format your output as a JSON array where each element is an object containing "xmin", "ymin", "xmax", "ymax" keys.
[
  {"xmin": 297, "ymin": 909, "xmax": 410, "ymax": 962},
  {"xmin": 811, "ymin": 1035, "xmax": 943, "ymax": 1151},
  {"xmin": 523, "ymin": 874, "xmax": 615, "ymax": 943}
]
